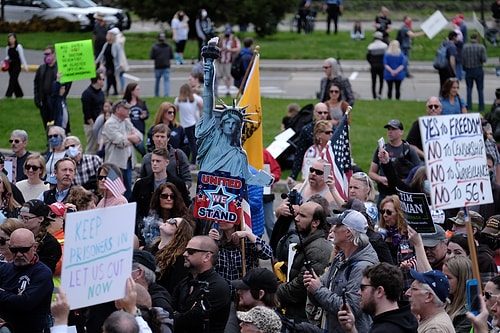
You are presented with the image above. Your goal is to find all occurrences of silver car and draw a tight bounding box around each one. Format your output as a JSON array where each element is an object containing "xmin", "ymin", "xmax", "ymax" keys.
[
  {"xmin": 3, "ymin": 0, "xmax": 91, "ymax": 30},
  {"xmin": 60, "ymin": 0, "xmax": 131, "ymax": 30}
]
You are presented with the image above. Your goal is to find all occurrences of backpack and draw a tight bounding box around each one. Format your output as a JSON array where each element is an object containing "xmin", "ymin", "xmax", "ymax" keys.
[
  {"xmin": 230, "ymin": 52, "xmax": 245, "ymax": 80},
  {"xmin": 433, "ymin": 42, "xmax": 449, "ymax": 70},
  {"xmin": 396, "ymin": 28, "xmax": 405, "ymax": 46},
  {"xmin": 391, "ymin": 141, "xmax": 417, "ymax": 180}
]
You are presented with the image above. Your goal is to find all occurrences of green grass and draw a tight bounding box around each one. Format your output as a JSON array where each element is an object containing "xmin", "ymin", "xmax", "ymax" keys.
[
  {"xmin": 0, "ymin": 97, "xmax": 436, "ymax": 175},
  {"xmin": 17, "ymin": 29, "xmax": 500, "ymax": 62}
]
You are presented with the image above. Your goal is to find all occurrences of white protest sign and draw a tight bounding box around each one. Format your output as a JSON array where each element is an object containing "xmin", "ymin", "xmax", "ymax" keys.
[
  {"xmin": 61, "ymin": 203, "xmax": 136, "ymax": 309},
  {"xmin": 419, "ymin": 114, "xmax": 493, "ymax": 209},
  {"xmin": 420, "ymin": 10, "xmax": 449, "ymax": 39},
  {"xmin": 473, "ymin": 12, "xmax": 485, "ymax": 39}
]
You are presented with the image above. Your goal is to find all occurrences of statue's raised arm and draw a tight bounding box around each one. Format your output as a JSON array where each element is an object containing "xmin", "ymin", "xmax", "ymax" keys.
[{"xmin": 195, "ymin": 38, "xmax": 272, "ymax": 186}]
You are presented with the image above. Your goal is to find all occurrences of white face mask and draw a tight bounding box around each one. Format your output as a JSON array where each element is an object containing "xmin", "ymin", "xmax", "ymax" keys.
[
  {"xmin": 66, "ymin": 146, "xmax": 80, "ymax": 158},
  {"xmin": 423, "ymin": 180, "xmax": 430, "ymax": 194},
  {"xmin": 201, "ymin": 10, "xmax": 207, "ymax": 18}
]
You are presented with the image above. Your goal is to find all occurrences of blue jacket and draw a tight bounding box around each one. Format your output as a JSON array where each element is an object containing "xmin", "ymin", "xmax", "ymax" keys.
[
  {"xmin": 383, "ymin": 52, "xmax": 406, "ymax": 81},
  {"xmin": 233, "ymin": 47, "xmax": 253, "ymax": 90}
]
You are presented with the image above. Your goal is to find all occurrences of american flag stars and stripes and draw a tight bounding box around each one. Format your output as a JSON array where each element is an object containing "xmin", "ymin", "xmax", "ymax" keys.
[{"xmin": 104, "ymin": 167, "xmax": 126, "ymax": 198}]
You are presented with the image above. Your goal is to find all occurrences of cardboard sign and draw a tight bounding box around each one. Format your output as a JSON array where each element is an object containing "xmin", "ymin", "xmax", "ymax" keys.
[
  {"xmin": 61, "ymin": 203, "xmax": 136, "ymax": 309},
  {"xmin": 397, "ymin": 188, "xmax": 436, "ymax": 234},
  {"xmin": 55, "ymin": 39, "xmax": 95, "ymax": 83},
  {"xmin": 419, "ymin": 114, "xmax": 493, "ymax": 209},
  {"xmin": 420, "ymin": 10, "xmax": 449, "ymax": 39},
  {"xmin": 194, "ymin": 171, "xmax": 246, "ymax": 223}
]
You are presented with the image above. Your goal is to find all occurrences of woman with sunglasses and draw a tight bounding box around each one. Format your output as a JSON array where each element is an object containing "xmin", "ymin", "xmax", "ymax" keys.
[
  {"xmin": 324, "ymin": 82, "xmax": 350, "ymax": 127},
  {"xmin": 440, "ymin": 78, "xmax": 467, "ymax": 115},
  {"xmin": 142, "ymin": 182, "xmax": 189, "ymax": 246},
  {"xmin": 45, "ymin": 125, "xmax": 66, "ymax": 177},
  {"xmin": 147, "ymin": 216, "xmax": 195, "ymax": 295},
  {"xmin": 0, "ymin": 217, "xmax": 23, "ymax": 262},
  {"xmin": 442, "ymin": 255, "xmax": 473, "ymax": 333},
  {"xmin": 15, "ymin": 154, "xmax": 49, "ymax": 202},
  {"xmin": 96, "ymin": 163, "xmax": 128, "ymax": 208},
  {"xmin": 301, "ymin": 120, "xmax": 333, "ymax": 180},
  {"xmin": 146, "ymin": 102, "xmax": 188, "ymax": 155}
]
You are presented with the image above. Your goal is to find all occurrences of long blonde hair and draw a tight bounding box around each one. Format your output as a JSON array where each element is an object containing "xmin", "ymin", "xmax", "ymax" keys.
[
  {"xmin": 444, "ymin": 256, "xmax": 472, "ymax": 321},
  {"xmin": 386, "ymin": 40, "xmax": 401, "ymax": 56}
]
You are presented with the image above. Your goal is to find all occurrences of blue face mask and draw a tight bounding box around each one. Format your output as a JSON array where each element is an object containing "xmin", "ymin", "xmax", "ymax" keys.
[
  {"xmin": 49, "ymin": 136, "xmax": 62, "ymax": 148},
  {"xmin": 423, "ymin": 180, "xmax": 430, "ymax": 194},
  {"xmin": 66, "ymin": 146, "xmax": 80, "ymax": 158}
]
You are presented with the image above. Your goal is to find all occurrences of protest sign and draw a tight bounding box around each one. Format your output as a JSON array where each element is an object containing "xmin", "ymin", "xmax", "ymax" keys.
[
  {"xmin": 194, "ymin": 171, "xmax": 247, "ymax": 223},
  {"xmin": 397, "ymin": 188, "xmax": 436, "ymax": 234},
  {"xmin": 55, "ymin": 40, "xmax": 95, "ymax": 83},
  {"xmin": 420, "ymin": 10, "xmax": 448, "ymax": 39},
  {"xmin": 61, "ymin": 203, "xmax": 136, "ymax": 309},
  {"xmin": 419, "ymin": 113, "xmax": 493, "ymax": 209}
]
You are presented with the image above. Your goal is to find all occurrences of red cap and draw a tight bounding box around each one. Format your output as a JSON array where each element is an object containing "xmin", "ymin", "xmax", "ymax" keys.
[{"xmin": 49, "ymin": 202, "xmax": 66, "ymax": 217}]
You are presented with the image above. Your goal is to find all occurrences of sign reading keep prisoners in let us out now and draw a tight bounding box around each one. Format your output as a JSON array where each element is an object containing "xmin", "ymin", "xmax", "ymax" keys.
[
  {"xmin": 61, "ymin": 203, "xmax": 136, "ymax": 309},
  {"xmin": 419, "ymin": 114, "xmax": 493, "ymax": 210},
  {"xmin": 55, "ymin": 39, "xmax": 95, "ymax": 83}
]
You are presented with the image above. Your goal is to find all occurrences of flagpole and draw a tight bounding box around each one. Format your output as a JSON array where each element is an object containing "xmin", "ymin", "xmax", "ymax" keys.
[
  {"xmin": 240, "ymin": 208, "xmax": 247, "ymax": 277},
  {"xmin": 236, "ymin": 46, "xmax": 260, "ymax": 100}
]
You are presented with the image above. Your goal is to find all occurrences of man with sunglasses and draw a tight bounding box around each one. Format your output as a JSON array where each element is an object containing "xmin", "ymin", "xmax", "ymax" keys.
[
  {"xmin": 9, "ymin": 129, "xmax": 31, "ymax": 182},
  {"xmin": 172, "ymin": 235, "xmax": 231, "ymax": 333},
  {"xmin": 337, "ymin": 262, "xmax": 418, "ymax": 333},
  {"xmin": 0, "ymin": 228, "xmax": 53, "ymax": 333},
  {"xmin": 287, "ymin": 102, "xmax": 332, "ymax": 185},
  {"xmin": 406, "ymin": 97, "xmax": 443, "ymax": 160}
]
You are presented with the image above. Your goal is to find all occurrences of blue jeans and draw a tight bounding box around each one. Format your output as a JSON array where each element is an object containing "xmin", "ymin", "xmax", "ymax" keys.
[
  {"xmin": 465, "ymin": 67, "xmax": 484, "ymax": 111},
  {"xmin": 120, "ymin": 158, "xmax": 132, "ymax": 200},
  {"xmin": 154, "ymin": 68, "xmax": 171, "ymax": 97}
]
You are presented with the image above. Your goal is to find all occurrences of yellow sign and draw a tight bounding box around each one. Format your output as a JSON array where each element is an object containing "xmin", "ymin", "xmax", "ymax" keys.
[{"xmin": 55, "ymin": 39, "xmax": 95, "ymax": 83}]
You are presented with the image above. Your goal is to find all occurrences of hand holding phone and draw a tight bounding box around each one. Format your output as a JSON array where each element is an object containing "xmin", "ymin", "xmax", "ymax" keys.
[
  {"xmin": 378, "ymin": 137, "xmax": 385, "ymax": 150},
  {"xmin": 467, "ymin": 279, "xmax": 480, "ymax": 316},
  {"xmin": 323, "ymin": 163, "xmax": 332, "ymax": 182},
  {"xmin": 341, "ymin": 287, "xmax": 347, "ymax": 310},
  {"xmin": 304, "ymin": 261, "xmax": 315, "ymax": 276}
]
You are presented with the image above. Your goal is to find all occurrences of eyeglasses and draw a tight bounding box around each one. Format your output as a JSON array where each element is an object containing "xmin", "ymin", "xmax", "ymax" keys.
[
  {"xmin": 43, "ymin": 53, "xmax": 51, "ymax": 56},
  {"xmin": 484, "ymin": 291, "xmax": 499, "ymax": 300},
  {"xmin": 317, "ymin": 111, "xmax": 329, "ymax": 115},
  {"xmin": 0, "ymin": 237, "xmax": 10, "ymax": 246},
  {"xmin": 65, "ymin": 144, "xmax": 76, "ymax": 150},
  {"xmin": 25, "ymin": 164, "xmax": 41, "ymax": 171},
  {"xmin": 330, "ymin": 90, "xmax": 340, "ymax": 93},
  {"xmin": 9, "ymin": 243, "xmax": 34, "ymax": 254},
  {"xmin": 9, "ymin": 139, "xmax": 20, "ymax": 144},
  {"xmin": 323, "ymin": 130, "xmax": 333, "ymax": 135},
  {"xmin": 160, "ymin": 193, "xmax": 175, "ymax": 200},
  {"xmin": 185, "ymin": 248, "xmax": 213, "ymax": 255},
  {"xmin": 47, "ymin": 135, "xmax": 59, "ymax": 139},
  {"xmin": 166, "ymin": 218, "xmax": 178, "ymax": 227},
  {"xmin": 97, "ymin": 175, "xmax": 107, "ymax": 181},
  {"xmin": 380, "ymin": 209, "xmax": 394, "ymax": 216},
  {"xmin": 18, "ymin": 215, "xmax": 38, "ymax": 222},
  {"xmin": 322, "ymin": 66, "xmax": 331, "ymax": 69},
  {"xmin": 309, "ymin": 167, "xmax": 324, "ymax": 176},
  {"xmin": 360, "ymin": 284, "xmax": 375, "ymax": 291},
  {"xmin": 167, "ymin": 111, "xmax": 175, "ymax": 115},
  {"xmin": 427, "ymin": 104, "xmax": 440, "ymax": 109}
]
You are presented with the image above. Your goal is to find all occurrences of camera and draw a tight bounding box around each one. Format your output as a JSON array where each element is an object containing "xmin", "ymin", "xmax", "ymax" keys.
[{"xmin": 287, "ymin": 189, "xmax": 302, "ymax": 205}]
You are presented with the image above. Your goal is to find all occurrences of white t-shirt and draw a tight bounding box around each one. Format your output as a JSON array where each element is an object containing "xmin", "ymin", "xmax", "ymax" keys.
[{"xmin": 175, "ymin": 94, "xmax": 203, "ymax": 128}]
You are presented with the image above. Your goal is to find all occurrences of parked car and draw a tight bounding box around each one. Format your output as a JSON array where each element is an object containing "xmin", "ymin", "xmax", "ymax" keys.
[
  {"xmin": 60, "ymin": 0, "xmax": 131, "ymax": 30},
  {"xmin": 3, "ymin": 0, "xmax": 92, "ymax": 30}
]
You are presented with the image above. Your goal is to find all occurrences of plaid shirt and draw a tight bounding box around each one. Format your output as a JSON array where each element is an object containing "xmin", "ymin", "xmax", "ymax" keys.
[
  {"xmin": 72, "ymin": 154, "xmax": 102, "ymax": 186},
  {"xmin": 215, "ymin": 236, "xmax": 273, "ymax": 295}
]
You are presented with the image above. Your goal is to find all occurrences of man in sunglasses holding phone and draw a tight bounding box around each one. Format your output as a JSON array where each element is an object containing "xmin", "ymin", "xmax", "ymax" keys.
[
  {"xmin": 9, "ymin": 129, "xmax": 31, "ymax": 182},
  {"xmin": 0, "ymin": 228, "xmax": 53, "ymax": 333},
  {"xmin": 172, "ymin": 235, "xmax": 231, "ymax": 333}
]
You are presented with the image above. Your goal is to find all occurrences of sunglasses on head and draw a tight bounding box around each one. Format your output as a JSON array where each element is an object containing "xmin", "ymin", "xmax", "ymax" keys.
[
  {"xmin": 9, "ymin": 244, "xmax": 33, "ymax": 254},
  {"xmin": 160, "ymin": 193, "xmax": 175, "ymax": 200},
  {"xmin": 0, "ymin": 237, "xmax": 9, "ymax": 246},
  {"xmin": 380, "ymin": 209, "xmax": 394, "ymax": 216},
  {"xmin": 9, "ymin": 139, "xmax": 20, "ymax": 144},
  {"xmin": 309, "ymin": 167, "xmax": 324, "ymax": 176},
  {"xmin": 185, "ymin": 248, "xmax": 213, "ymax": 255},
  {"xmin": 25, "ymin": 164, "xmax": 41, "ymax": 171}
]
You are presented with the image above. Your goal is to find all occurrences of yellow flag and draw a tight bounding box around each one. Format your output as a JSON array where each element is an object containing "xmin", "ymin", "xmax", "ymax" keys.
[{"xmin": 239, "ymin": 52, "xmax": 263, "ymax": 169}]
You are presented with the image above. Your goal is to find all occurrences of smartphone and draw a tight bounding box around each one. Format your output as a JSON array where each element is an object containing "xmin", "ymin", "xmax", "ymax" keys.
[
  {"xmin": 304, "ymin": 260, "xmax": 315, "ymax": 275},
  {"xmin": 466, "ymin": 279, "xmax": 480, "ymax": 315},
  {"xmin": 323, "ymin": 163, "xmax": 332, "ymax": 182},
  {"xmin": 378, "ymin": 137, "xmax": 385, "ymax": 150},
  {"xmin": 341, "ymin": 287, "xmax": 347, "ymax": 310}
]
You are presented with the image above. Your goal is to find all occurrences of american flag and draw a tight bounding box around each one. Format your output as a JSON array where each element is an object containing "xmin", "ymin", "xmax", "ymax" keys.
[
  {"xmin": 104, "ymin": 167, "xmax": 126, "ymax": 199},
  {"xmin": 241, "ymin": 197, "xmax": 252, "ymax": 232},
  {"xmin": 320, "ymin": 110, "xmax": 352, "ymax": 201}
]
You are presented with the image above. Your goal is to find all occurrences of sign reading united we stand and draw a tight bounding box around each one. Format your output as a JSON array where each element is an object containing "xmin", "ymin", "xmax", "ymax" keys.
[{"xmin": 419, "ymin": 113, "xmax": 493, "ymax": 209}]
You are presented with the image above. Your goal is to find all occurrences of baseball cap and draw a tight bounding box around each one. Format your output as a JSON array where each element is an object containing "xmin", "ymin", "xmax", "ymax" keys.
[
  {"xmin": 231, "ymin": 268, "xmax": 278, "ymax": 293},
  {"xmin": 158, "ymin": 32, "xmax": 166, "ymax": 41},
  {"xmin": 448, "ymin": 210, "xmax": 484, "ymax": 230},
  {"xmin": 20, "ymin": 199, "xmax": 50, "ymax": 218},
  {"xmin": 384, "ymin": 119, "xmax": 404, "ymax": 130},
  {"xmin": 236, "ymin": 306, "xmax": 282, "ymax": 333},
  {"xmin": 410, "ymin": 269, "xmax": 450, "ymax": 303},
  {"xmin": 224, "ymin": 25, "xmax": 233, "ymax": 35},
  {"xmin": 373, "ymin": 31, "xmax": 383, "ymax": 40},
  {"xmin": 49, "ymin": 202, "xmax": 66, "ymax": 217},
  {"xmin": 421, "ymin": 224, "xmax": 446, "ymax": 247},
  {"xmin": 334, "ymin": 210, "xmax": 368, "ymax": 233},
  {"xmin": 132, "ymin": 250, "xmax": 157, "ymax": 272},
  {"xmin": 482, "ymin": 215, "xmax": 500, "ymax": 237}
]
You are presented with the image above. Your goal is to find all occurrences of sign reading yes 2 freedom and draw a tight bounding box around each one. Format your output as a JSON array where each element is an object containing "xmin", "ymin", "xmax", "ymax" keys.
[
  {"xmin": 419, "ymin": 114, "xmax": 493, "ymax": 209},
  {"xmin": 61, "ymin": 203, "xmax": 136, "ymax": 309}
]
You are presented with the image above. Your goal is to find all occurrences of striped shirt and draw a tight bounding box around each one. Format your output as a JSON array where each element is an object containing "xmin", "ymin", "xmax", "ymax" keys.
[{"xmin": 462, "ymin": 40, "xmax": 487, "ymax": 69}]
